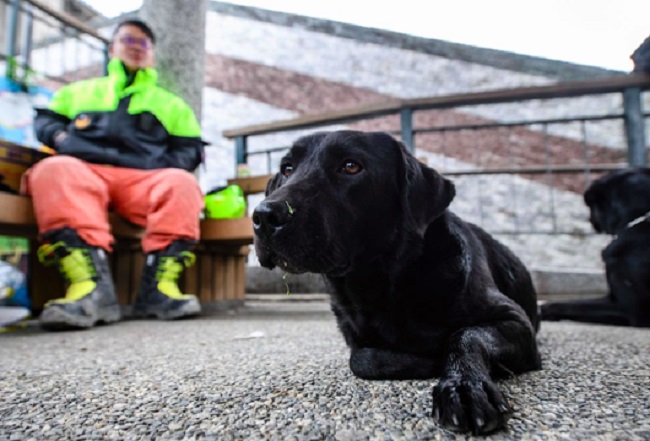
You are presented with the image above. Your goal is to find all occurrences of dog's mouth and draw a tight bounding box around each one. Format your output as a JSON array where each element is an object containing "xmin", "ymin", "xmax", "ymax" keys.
[
  {"xmin": 255, "ymin": 243, "xmax": 307, "ymax": 274},
  {"xmin": 255, "ymin": 241, "xmax": 349, "ymax": 276},
  {"xmin": 273, "ymin": 256, "xmax": 305, "ymax": 274}
]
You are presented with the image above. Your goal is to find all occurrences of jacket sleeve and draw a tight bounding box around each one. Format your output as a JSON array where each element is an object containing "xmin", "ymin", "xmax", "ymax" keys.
[
  {"xmin": 166, "ymin": 135, "xmax": 206, "ymax": 171},
  {"xmin": 33, "ymin": 87, "xmax": 72, "ymax": 149},
  {"xmin": 164, "ymin": 100, "xmax": 205, "ymax": 171}
]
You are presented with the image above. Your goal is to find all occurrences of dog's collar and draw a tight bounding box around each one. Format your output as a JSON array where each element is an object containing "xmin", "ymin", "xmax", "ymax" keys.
[
  {"xmin": 613, "ymin": 210, "xmax": 650, "ymax": 239},
  {"xmin": 623, "ymin": 209, "xmax": 650, "ymax": 230}
]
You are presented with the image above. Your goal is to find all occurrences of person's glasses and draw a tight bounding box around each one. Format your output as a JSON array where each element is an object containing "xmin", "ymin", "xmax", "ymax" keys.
[{"xmin": 119, "ymin": 35, "xmax": 152, "ymax": 49}]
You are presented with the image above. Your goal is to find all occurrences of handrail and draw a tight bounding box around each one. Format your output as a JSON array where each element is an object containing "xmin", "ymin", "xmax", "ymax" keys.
[
  {"xmin": 2, "ymin": 0, "xmax": 110, "ymax": 87},
  {"xmin": 222, "ymin": 73, "xmax": 650, "ymax": 138},
  {"xmin": 24, "ymin": 0, "xmax": 109, "ymax": 44},
  {"xmin": 440, "ymin": 163, "xmax": 625, "ymax": 177}
]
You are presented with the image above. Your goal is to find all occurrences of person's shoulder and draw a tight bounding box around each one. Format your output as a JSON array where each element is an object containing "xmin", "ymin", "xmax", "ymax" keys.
[
  {"xmin": 152, "ymin": 86, "xmax": 190, "ymax": 107},
  {"xmin": 59, "ymin": 75, "xmax": 109, "ymax": 94},
  {"xmin": 156, "ymin": 85, "xmax": 186, "ymax": 104}
]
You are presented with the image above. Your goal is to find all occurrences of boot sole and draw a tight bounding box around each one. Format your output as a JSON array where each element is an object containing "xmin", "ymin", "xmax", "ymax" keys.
[
  {"xmin": 132, "ymin": 299, "xmax": 201, "ymax": 320},
  {"xmin": 40, "ymin": 305, "xmax": 122, "ymax": 330}
]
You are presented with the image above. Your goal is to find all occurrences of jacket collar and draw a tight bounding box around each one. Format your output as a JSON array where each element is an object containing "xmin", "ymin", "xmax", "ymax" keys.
[{"xmin": 107, "ymin": 58, "xmax": 158, "ymax": 92}]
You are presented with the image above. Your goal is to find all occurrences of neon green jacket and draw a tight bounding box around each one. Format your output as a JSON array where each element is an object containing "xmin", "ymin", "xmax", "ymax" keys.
[{"xmin": 34, "ymin": 58, "xmax": 204, "ymax": 171}]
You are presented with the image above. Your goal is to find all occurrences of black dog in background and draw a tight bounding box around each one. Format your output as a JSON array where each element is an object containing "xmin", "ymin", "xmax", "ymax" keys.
[
  {"xmin": 541, "ymin": 168, "xmax": 650, "ymax": 327},
  {"xmin": 631, "ymin": 34, "xmax": 650, "ymax": 73},
  {"xmin": 253, "ymin": 131, "xmax": 541, "ymax": 435}
]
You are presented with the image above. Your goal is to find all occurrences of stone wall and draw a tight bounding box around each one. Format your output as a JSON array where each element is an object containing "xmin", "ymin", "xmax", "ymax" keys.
[{"xmin": 197, "ymin": 4, "xmax": 641, "ymax": 272}]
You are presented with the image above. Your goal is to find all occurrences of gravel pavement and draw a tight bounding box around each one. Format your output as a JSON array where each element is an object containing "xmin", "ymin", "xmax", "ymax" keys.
[{"xmin": 1, "ymin": 300, "xmax": 648, "ymax": 441}]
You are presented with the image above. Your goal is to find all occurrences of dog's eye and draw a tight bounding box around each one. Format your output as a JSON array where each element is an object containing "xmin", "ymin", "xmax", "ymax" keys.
[
  {"xmin": 340, "ymin": 160, "xmax": 362, "ymax": 175},
  {"xmin": 280, "ymin": 164, "xmax": 293, "ymax": 177}
]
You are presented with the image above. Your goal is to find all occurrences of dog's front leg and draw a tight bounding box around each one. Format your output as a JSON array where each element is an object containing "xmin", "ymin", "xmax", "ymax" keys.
[{"xmin": 432, "ymin": 321, "xmax": 539, "ymax": 435}]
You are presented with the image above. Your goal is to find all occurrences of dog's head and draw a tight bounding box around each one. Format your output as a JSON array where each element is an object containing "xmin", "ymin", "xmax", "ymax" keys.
[
  {"xmin": 631, "ymin": 35, "xmax": 650, "ymax": 73},
  {"xmin": 252, "ymin": 130, "xmax": 455, "ymax": 275},
  {"xmin": 584, "ymin": 167, "xmax": 650, "ymax": 234}
]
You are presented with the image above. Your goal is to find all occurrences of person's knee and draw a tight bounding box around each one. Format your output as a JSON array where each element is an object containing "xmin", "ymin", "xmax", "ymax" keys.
[
  {"xmin": 27, "ymin": 156, "xmax": 88, "ymax": 190},
  {"xmin": 157, "ymin": 169, "xmax": 200, "ymax": 192},
  {"xmin": 152, "ymin": 169, "xmax": 202, "ymax": 202},
  {"xmin": 30, "ymin": 156, "xmax": 85, "ymax": 180},
  {"xmin": 159, "ymin": 168, "xmax": 196, "ymax": 184}
]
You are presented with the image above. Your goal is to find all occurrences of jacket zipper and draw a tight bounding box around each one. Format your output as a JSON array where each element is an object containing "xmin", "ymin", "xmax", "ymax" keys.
[{"xmin": 106, "ymin": 95, "xmax": 132, "ymax": 144}]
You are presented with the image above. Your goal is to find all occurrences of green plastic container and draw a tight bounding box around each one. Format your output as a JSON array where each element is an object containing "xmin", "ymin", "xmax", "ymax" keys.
[{"xmin": 204, "ymin": 185, "xmax": 246, "ymax": 219}]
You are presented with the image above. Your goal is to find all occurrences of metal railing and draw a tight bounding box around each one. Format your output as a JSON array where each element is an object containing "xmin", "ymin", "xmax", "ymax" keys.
[
  {"xmin": 1, "ymin": 0, "xmax": 109, "ymax": 88},
  {"xmin": 223, "ymin": 75, "xmax": 650, "ymax": 239}
]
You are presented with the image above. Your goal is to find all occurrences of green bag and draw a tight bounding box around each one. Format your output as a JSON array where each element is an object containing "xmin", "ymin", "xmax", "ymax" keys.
[{"xmin": 204, "ymin": 185, "xmax": 246, "ymax": 219}]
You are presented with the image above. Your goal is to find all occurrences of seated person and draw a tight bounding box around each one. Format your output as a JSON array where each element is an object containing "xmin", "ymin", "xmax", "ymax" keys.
[{"xmin": 25, "ymin": 19, "xmax": 206, "ymax": 330}]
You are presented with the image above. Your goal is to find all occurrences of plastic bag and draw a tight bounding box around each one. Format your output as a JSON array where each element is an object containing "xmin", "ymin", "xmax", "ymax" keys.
[{"xmin": 204, "ymin": 185, "xmax": 246, "ymax": 219}]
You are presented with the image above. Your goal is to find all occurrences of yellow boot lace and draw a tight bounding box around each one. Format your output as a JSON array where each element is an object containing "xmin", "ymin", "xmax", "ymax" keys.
[
  {"xmin": 38, "ymin": 242, "xmax": 97, "ymax": 305},
  {"xmin": 155, "ymin": 251, "xmax": 196, "ymax": 299}
]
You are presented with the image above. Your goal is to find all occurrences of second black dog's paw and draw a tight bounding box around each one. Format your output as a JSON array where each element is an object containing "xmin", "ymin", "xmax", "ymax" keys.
[
  {"xmin": 431, "ymin": 376, "xmax": 511, "ymax": 435},
  {"xmin": 539, "ymin": 302, "xmax": 563, "ymax": 321}
]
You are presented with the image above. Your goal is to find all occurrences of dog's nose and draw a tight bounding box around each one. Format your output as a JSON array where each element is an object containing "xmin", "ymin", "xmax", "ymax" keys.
[{"xmin": 252, "ymin": 200, "xmax": 294, "ymax": 237}]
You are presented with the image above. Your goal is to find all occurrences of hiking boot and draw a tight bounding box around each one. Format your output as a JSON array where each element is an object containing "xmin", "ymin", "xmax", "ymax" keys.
[
  {"xmin": 132, "ymin": 240, "xmax": 201, "ymax": 320},
  {"xmin": 38, "ymin": 228, "xmax": 121, "ymax": 330}
]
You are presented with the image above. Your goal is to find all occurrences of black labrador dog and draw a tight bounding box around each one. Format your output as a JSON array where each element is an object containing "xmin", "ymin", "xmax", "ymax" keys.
[
  {"xmin": 252, "ymin": 130, "xmax": 541, "ymax": 435},
  {"xmin": 541, "ymin": 168, "xmax": 650, "ymax": 327}
]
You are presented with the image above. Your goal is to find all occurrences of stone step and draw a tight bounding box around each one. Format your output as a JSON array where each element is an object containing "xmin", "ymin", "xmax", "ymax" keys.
[{"xmin": 246, "ymin": 266, "xmax": 608, "ymax": 300}]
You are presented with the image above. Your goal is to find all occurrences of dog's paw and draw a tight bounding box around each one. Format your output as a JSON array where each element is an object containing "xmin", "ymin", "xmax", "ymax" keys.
[
  {"xmin": 431, "ymin": 376, "xmax": 511, "ymax": 435},
  {"xmin": 539, "ymin": 302, "xmax": 563, "ymax": 321}
]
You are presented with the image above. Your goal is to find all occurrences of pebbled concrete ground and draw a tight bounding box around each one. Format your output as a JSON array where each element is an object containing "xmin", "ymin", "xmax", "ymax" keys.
[{"xmin": 1, "ymin": 301, "xmax": 648, "ymax": 440}]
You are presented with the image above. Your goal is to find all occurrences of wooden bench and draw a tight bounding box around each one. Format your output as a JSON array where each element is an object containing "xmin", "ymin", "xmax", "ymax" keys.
[
  {"xmin": 0, "ymin": 192, "xmax": 254, "ymax": 312},
  {"xmin": 227, "ymin": 174, "xmax": 273, "ymax": 196}
]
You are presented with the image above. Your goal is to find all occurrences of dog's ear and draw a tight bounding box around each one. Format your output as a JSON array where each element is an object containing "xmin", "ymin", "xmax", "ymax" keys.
[
  {"xmin": 631, "ymin": 34, "xmax": 650, "ymax": 73},
  {"xmin": 398, "ymin": 141, "xmax": 455, "ymax": 235},
  {"xmin": 265, "ymin": 173, "xmax": 283, "ymax": 196},
  {"xmin": 584, "ymin": 179, "xmax": 609, "ymax": 233}
]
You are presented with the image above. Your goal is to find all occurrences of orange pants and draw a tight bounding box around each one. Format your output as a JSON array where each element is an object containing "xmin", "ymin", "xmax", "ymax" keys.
[{"xmin": 22, "ymin": 156, "xmax": 204, "ymax": 253}]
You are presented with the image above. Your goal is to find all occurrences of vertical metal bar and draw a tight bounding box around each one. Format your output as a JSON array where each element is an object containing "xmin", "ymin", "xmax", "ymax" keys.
[
  {"xmin": 623, "ymin": 87, "xmax": 647, "ymax": 167},
  {"xmin": 507, "ymin": 126, "xmax": 519, "ymax": 232},
  {"xmin": 19, "ymin": 2, "xmax": 34, "ymax": 79},
  {"xmin": 441, "ymin": 129, "xmax": 448, "ymax": 170},
  {"xmin": 581, "ymin": 120, "xmax": 591, "ymax": 192},
  {"xmin": 400, "ymin": 108, "xmax": 414, "ymax": 152},
  {"xmin": 543, "ymin": 124, "xmax": 558, "ymax": 232},
  {"xmin": 103, "ymin": 44, "xmax": 109, "ymax": 75},
  {"xmin": 475, "ymin": 129, "xmax": 485, "ymax": 225},
  {"xmin": 234, "ymin": 135, "xmax": 248, "ymax": 174},
  {"xmin": 4, "ymin": 0, "xmax": 21, "ymax": 79},
  {"xmin": 59, "ymin": 24, "xmax": 66, "ymax": 78},
  {"xmin": 73, "ymin": 36, "xmax": 79, "ymax": 80}
]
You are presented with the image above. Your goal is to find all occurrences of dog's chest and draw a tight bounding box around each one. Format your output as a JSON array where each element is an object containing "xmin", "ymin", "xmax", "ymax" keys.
[{"xmin": 332, "ymin": 289, "xmax": 448, "ymax": 353}]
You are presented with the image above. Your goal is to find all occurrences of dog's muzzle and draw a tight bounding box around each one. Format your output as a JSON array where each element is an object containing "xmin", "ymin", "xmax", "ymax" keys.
[{"xmin": 252, "ymin": 200, "xmax": 294, "ymax": 239}]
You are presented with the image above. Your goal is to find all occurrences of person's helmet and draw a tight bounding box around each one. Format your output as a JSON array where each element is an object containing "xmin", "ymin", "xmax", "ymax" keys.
[{"xmin": 204, "ymin": 185, "xmax": 246, "ymax": 219}]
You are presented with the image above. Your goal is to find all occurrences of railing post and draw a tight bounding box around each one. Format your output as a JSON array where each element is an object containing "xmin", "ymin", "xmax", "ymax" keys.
[
  {"xmin": 235, "ymin": 135, "xmax": 248, "ymax": 174},
  {"xmin": 623, "ymin": 87, "xmax": 647, "ymax": 167},
  {"xmin": 19, "ymin": 2, "xmax": 34, "ymax": 76},
  {"xmin": 400, "ymin": 107, "xmax": 414, "ymax": 152},
  {"xmin": 103, "ymin": 45, "xmax": 110, "ymax": 76},
  {"xmin": 4, "ymin": 0, "xmax": 21, "ymax": 79}
]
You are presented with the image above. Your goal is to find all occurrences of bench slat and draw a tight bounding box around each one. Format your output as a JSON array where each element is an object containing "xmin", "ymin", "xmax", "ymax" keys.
[
  {"xmin": 0, "ymin": 194, "xmax": 37, "ymax": 237},
  {"xmin": 200, "ymin": 217, "xmax": 253, "ymax": 244},
  {"xmin": 227, "ymin": 174, "xmax": 273, "ymax": 196},
  {"xmin": 0, "ymin": 187, "xmax": 255, "ymax": 310},
  {"xmin": 0, "ymin": 192, "xmax": 253, "ymax": 244}
]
